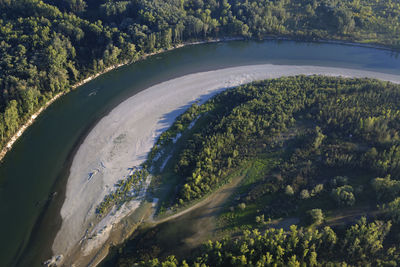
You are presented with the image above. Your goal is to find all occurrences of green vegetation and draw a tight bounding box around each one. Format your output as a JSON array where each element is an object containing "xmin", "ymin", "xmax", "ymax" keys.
[
  {"xmin": 147, "ymin": 103, "xmax": 207, "ymax": 166},
  {"xmin": 332, "ymin": 185, "xmax": 355, "ymax": 207},
  {"xmin": 383, "ymin": 197, "xmax": 400, "ymax": 224},
  {"xmin": 96, "ymin": 168, "xmax": 148, "ymax": 216},
  {"xmin": 139, "ymin": 218, "xmax": 396, "ymax": 266},
  {"xmin": 373, "ymin": 175, "xmax": 400, "ymax": 202},
  {"xmin": 306, "ymin": 208, "xmax": 324, "ymax": 225},
  {"xmin": 157, "ymin": 76, "xmax": 400, "ymax": 207},
  {"xmin": 2, "ymin": 0, "xmax": 400, "ymax": 153},
  {"xmin": 104, "ymin": 76, "xmax": 400, "ymax": 266}
]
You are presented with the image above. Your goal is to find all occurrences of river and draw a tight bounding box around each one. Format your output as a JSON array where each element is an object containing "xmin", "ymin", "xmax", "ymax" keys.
[{"xmin": 0, "ymin": 40, "xmax": 400, "ymax": 267}]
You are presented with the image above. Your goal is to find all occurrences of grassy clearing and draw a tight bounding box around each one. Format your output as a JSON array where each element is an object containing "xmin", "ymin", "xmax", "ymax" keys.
[{"xmin": 217, "ymin": 153, "xmax": 282, "ymax": 235}]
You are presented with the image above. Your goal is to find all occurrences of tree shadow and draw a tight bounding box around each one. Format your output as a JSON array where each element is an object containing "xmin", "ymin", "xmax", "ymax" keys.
[{"xmin": 154, "ymin": 86, "xmax": 232, "ymax": 137}]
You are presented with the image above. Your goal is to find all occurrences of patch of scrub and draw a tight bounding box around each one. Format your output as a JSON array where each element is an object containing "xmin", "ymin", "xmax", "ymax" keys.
[{"xmin": 82, "ymin": 174, "xmax": 152, "ymax": 255}]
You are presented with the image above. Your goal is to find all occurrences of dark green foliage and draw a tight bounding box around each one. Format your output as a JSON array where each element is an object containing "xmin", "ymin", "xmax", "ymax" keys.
[
  {"xmin": 306, "ymin": 209, "xmax": 324, "ymax": 225},
  {"xmin": 330, "ymin": 176, "xmax": 349, "ymax": 187},
  {"xmin": 382, "ymin": 197, "xmax": 400, "ymax": 223},
  {"xmin": 300, "ymin": 189, "xmax": 310, "ymax": 199},
  {"xmin": 163, "ymin": 77, "xmax": 400, "ymax": 206},
  {"xmin": 331, "ymin": 185, "xmax": 355, "ymax": 207},
  {"xmin": 342, "ymin": 218, "xmax": 392, "ymax": 264},
  {"xmin": 372, "ymin": 175, "xmax": 400, "ymax": 202},
  {"xmin": 132, "ymin": 218, "xmax": 398, "ymax": 266}
]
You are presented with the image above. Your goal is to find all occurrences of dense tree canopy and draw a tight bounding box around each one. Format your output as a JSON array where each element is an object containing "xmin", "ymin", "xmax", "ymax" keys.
[
  {"xmin": 115, "ymin": 218, "xmax": 399, "ymax": 266},
  {"xmin": 149, "ymin": 77, "xmax": 400, "ymax": 205}
]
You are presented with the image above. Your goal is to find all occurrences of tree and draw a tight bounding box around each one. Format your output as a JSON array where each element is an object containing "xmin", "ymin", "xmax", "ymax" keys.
[
  {"xmin": 21, "ymin": 88, "xmax": 39, "ymax": 114},
  {"xmin": 185, "ymin": 15, "xmax": 203, "ymax": 37},
  {"xmin": 0, "ymin": 115, "xmax": 6, "ymax": 140},
  {"xmin": 103, "ymin": 44, "xmax": 121, "ymax": 66},
  {"xmin": 66, "ymin": 0, "xmax": 87, "ymax": 13},
  {"xmin": 330, "ymin": 176, "xmax": 348, "ymax": 187},
  {"xmin": 311, "ymin": 184, "xmax": 324, "ymax": 196},
  {"xmin": 306, "ymin": 209, "xmax": 324, "ymax": 225},
  {"xmin": 372, "ymin": 175, "xmax": 400, "ymax": 202},
  {"xmin": 285, "ymin": 185, "xmax": 295, "ymax": 196},
  {"xmin": 163, "ymin": 28, "xmax": 172, "ymax": 49},
  {"xmin": 383, "ymin": 197, "xmax": 400, "ymax": 223},
  {"xmin": 173, "ymin": 22, "xmax": 185, "ymax": 42},
  {"xmin": 343, "ymin": 218, "xmax": 391, "ymax": 262},
  {"xmin": 147, "ymin": 33, "xmax": 157, "ymax": 52},
  {"xmin": 300, "ymin": 189, "xmax": 310, "ymax": 199},
  {"xmin": 238, "ymin": 202, "xmax": 246, "ymax": 210},
  {"xmin": 4, "ymin": 100, "xmax": 19, "ymax": 135},
  {"xmin": 313, "ymin": 126, "xmax": 326, "ymax": 149},
  {"xmin": 45, "ymin": 36, "xmax": 72, "ymax": 92},
  {"xmin": 332, "ymin": 185, "xmax": 355, "ymax": 207},
  {"xmin": 122, "ymin": 43, "xmax": 137, "ymax": 61}
]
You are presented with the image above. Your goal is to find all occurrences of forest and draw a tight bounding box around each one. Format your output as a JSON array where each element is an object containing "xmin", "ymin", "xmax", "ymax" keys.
[
  {"xmin": 135, "ymin": 218, "xmax": 397, "ymax": 266},
  {"xmin": 153, "ymin": 76, "xmax": 400, "ymax": 205},
  {"xmin": 102, "ymin": 76, "xmax": 400, "ymax": 266},
  {"xmin": 1, "ymin": 0, "xmax": 400, "ymax": 152}
]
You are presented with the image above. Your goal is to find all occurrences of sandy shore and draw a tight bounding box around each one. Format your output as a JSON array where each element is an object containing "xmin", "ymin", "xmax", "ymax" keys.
[
  {"xmin": 51, "ymin": 64, "xmax": 400, "ymax": 265},
  {"xmin": 0, "ymin": 63, "xmax": 127, "ymax": 163},
  {"xmin": 0, "ymin": 38, "xmax": 241, "ymax": 164}
]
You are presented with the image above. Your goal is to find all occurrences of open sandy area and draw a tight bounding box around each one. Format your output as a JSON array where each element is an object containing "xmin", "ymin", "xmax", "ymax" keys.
[{"xmin": 51, "ymin": 64, "xmax": 400, "ymax": 264}]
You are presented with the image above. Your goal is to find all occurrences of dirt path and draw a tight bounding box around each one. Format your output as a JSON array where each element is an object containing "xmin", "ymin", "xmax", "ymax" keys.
[
  {"xmin": 325, "ymin": 206, "xmax": 381, "ymax": 227},
  {"xmin": 154, "ymin": 175, "xmax": 243, "ymax": 225},
  {"xmin": 140, "ymin": 175, "xmax": 244, "ymax": 254}
]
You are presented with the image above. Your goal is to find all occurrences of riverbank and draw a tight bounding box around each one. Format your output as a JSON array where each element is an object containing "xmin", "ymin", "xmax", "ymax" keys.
[
  {"xmin": 51, "ymin": 64, "xmax": 400, "ymax": 266},
  {"xmin": 261, "ymin": 35, "xmax": 400, "ymax": 53},
  {"xmin": 2, "ymin": 34, "xmax": 398, "ymax": 165},
  {"xmin": 3, "ymin": 31, "xmax": 400, "ymax": 165},
  {"xmin": 0, "ymin": 61, "xmax": 135, "ymax": 163},
  {"xmin": 0, "ymin": 37, "xmax": 243, "ymax": 164},
  {"xmin": 101, "ymin": 173, "xmax": 246, "ymax": 266},
  {"xmin": 0, "ymin": 92, "xmax": 64, "ymax": 162}
]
